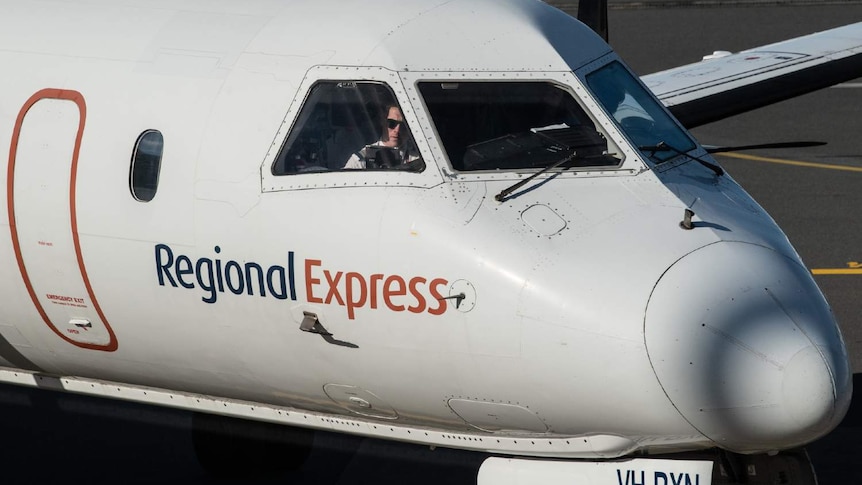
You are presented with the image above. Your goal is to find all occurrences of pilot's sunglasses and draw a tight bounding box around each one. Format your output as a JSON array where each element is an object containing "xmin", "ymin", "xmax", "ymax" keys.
[{"xmin": 387, "ymin": 118, "xmax": 406, "ymax": 129}]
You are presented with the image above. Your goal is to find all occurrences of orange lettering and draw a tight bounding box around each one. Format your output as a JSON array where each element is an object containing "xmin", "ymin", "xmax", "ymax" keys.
[
  {"xmin": 427, "ymin": 278, "xmax": 449, "ymax": 315},
  {"xmin": 407, "ymin": 277, "xmax": 427, "ymax": 314},
  {"xmin": 305, "ymin": 259, "xmax": 323, "ymax": 303},
  {"xmin": 369, "ymin": 274, "xmax": 384, "ymax": 309},
  {"xmin": 383, "ymin": 275, "xmax": 406, "ymax": 311},
  {"xmin": 345, "ymin": 272, "xmax": 368, "ymax": 320},
  {"xmin": 324, "ymin": 270, "xmax": 344, "ymax": 305}
]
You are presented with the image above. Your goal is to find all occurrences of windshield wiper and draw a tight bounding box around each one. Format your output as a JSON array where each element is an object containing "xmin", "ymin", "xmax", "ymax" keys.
[
  {"xmin": 492, "ymin": 149, "xmax": 625, "ymax": 202},
  {"xmin": 494, "ymin": 151, "xmax": 578, "ymax": 201},
  {"xmin": 639, "ymin": 141, "xmax": 724, "ymax": 177}
]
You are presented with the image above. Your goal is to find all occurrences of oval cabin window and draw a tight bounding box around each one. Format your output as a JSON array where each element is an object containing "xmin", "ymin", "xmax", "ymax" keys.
[{"xmin": 130, "ymin": 130, "xmax": 164, "ymax": 202}]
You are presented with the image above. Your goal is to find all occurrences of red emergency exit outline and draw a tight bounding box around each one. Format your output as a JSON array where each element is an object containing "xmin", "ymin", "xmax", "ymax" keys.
[{"xmin": 7, "ymin": 88, "xmax": 118, "ymax": 352}]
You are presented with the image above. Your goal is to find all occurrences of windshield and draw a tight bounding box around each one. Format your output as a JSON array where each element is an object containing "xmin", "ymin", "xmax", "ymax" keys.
[
  {"xmin": 418, "ymin": 81, "xmax": 622, "ymax": 171},
  {"xmin": 585, "ymin": 61, "xmax": 695, "ymax": 162}
]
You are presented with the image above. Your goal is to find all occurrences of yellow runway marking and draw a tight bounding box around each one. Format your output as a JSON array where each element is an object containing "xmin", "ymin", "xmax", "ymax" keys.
[
  {"xmin": 812, "ymin": 269, "xmax": 862, "ymax": 275},
  {"xmin": 812, "ymin": 263, "xmax": 862, "ymax": 275},
  {"xmin": 718, "ymin": 153, "xmax": 862, "ymax": 173}
]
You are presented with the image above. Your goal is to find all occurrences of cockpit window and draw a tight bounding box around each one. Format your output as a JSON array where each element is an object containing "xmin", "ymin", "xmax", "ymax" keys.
[
  {"xmin": 586, "ymin": 61, "xmax": 695, "ymax": 162},
  {"xmin": 272, "ymin": 81, "xmax": 424, "ymax": 175},
  {"xmin": 417, "ymin": 81, "xmax": 622, "ymax": 172}
]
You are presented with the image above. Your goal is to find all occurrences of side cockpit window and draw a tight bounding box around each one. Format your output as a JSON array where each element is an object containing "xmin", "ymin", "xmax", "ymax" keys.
[
  {"xmin": 272, "ymin": 81, "xmax": 424, "ymax": 175},
  {"xmin": 586, "ymin": 62, "xmax": 695, "ymax": 162},
  {"xmin": 130, "ymin": 129, "xmax": 163, "ymax": 202},
  {"xmin": 417, "ymin": 81, "xmax": 621, "ymax": 172}
]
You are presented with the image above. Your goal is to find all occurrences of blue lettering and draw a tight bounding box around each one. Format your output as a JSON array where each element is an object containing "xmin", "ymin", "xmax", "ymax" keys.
[
  {"xmin": 267, "ymin": 265, "xmax": 288, "ymax": 300},
  {"xmin": 214, "ymin": 246, "xmax": 225, "ymax": 293},
  {"xmin": 615, "ymin": 470, "xmax": 644, "ymax": 485},
  {"xmin": 245, "ymin": 262, "xmax": 266, "ymax": 297},
  {"xmin": 175, "ymin": 255, "xmax": 195, "ymax": 289},
  {"xmin": 225, "ymin": 261, "xmax": 245, "ymax": 295},
  {"xmin": 613, "ymin": 468, "xmax": 702, "ymax": 485},
  {"xmin": 154, "ymin": 244, "xmax": 299, "ymax": 304},
  {"xmin": 654, "ymin": 471, "xmax": 699, "ymax": 485},
  {"xmin": 155, "ymin": 244, "xmax": 176, "ymax": 287},
  {"xmin": 288, "ymin": 251, "xmax": 297, "ymax": 300},
  {"xmin": 196, "ymin": 258, "xmax": 216, "ymax": 303}
]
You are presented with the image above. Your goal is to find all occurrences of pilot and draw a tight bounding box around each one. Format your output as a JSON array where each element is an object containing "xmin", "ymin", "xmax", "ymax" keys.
[{"xmin": 343, "ymin": 105, "xmax": 422, "ymax": 170}]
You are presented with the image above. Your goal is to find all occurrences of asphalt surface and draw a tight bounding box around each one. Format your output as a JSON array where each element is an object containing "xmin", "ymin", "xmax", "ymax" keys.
[{"xmin": 0, "ymin": 3, "xmax": 860, "ymax": 484}]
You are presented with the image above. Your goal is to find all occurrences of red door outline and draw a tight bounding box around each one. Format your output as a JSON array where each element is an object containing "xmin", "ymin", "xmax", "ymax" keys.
[{"xmin": 7, "ymin": 88, "xmax": 118, "ymax": 352}]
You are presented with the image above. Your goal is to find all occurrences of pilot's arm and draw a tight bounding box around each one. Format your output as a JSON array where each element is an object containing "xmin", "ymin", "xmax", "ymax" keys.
[{"xmin": 343, "ymin": 151, "xmax": 366, "ymax": 169}]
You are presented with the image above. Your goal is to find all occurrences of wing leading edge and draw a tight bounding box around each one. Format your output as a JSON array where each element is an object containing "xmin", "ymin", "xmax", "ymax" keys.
[{"xmin": 642, "ymin": 22, "xmax": 862, "ymax": 129}]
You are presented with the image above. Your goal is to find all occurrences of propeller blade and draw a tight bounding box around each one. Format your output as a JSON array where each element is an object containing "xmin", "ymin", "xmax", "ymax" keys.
[
  {"xmin": 705, "ymin": 141, "xmax": 826, "ymax": 154},
  {"xmin": 578, "ymin": 0, "xmax": 608, "ymax": 42}
]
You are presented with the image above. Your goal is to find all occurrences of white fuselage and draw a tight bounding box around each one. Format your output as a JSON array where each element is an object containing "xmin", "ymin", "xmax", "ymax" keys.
[{"xmin": 0, "ymin": 0, "xmax": 851, "ymax": 460}]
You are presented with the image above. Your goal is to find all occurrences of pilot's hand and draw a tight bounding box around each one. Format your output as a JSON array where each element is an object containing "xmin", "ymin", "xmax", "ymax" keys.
[
  {"xmin": 377, "ymin": 148, "xmax": 400, "ymax": 168},
  {"xmin": 397, "ymin": 158, "xmax": 425, "ymax": 172}
]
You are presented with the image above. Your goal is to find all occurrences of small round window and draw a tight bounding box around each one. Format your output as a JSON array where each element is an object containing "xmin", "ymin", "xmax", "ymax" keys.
[{"xmin": 130, "ymin": 130, "xmax": 163, "ymax": 202}]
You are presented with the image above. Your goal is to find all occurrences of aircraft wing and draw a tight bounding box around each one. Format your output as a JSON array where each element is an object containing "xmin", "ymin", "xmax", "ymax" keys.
[{"xmin": 642, "ymin": 22, "xmax": 862, "ymax": 128}]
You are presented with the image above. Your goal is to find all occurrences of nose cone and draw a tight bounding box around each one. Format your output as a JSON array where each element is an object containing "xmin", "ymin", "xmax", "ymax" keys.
[{"xmin": 645, "ymin": 242, "xmax": 851, "ymax": 453}]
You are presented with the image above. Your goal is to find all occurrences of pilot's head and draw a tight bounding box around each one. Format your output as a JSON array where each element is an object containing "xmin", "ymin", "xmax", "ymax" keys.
[{"xmin": 381, "ymin": 105, "xmax": 406, "ymax": 148}]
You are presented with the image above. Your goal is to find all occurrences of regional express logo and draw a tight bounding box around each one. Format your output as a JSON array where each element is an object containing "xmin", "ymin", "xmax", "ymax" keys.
[{"xmin": 155, "ymin": 244, "xmax": 449, "ymax": 319}]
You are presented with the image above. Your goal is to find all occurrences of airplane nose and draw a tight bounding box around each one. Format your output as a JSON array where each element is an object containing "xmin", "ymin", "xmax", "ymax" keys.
[{"xmin": 645, "ymin": 242, "xmax": 851, "ymax": 453}]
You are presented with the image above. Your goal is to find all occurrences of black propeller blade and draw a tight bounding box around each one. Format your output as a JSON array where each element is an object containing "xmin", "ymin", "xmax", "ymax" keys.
[
  {"xmin": 705, "ymin": 141, "xmax": 826, "ymax": 154},
  {"xmin": 577, "ymin": 0, "xmax": 608, "ymax": 42}
]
